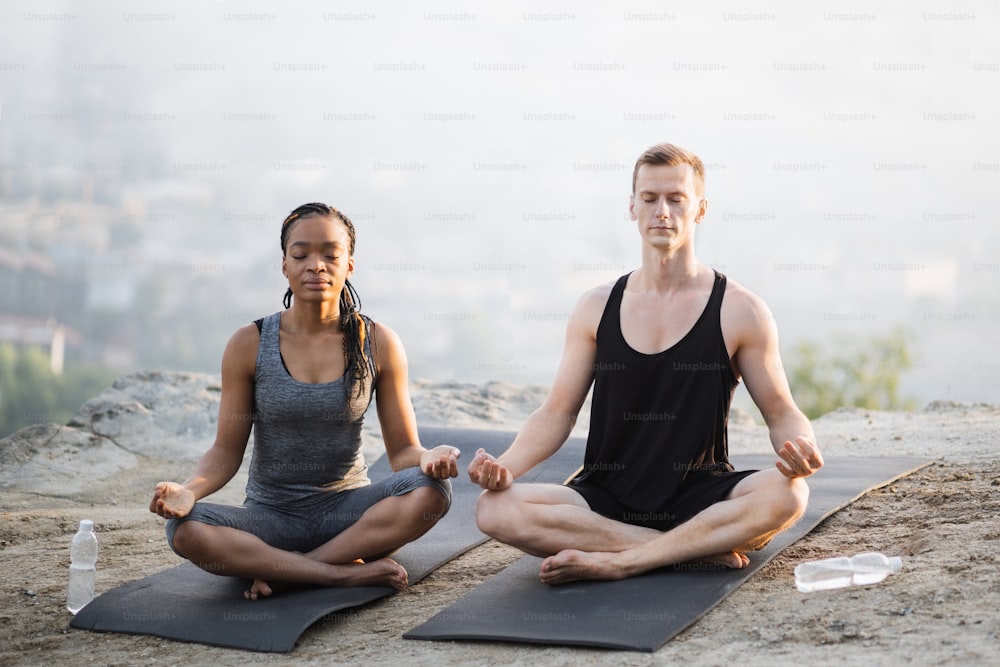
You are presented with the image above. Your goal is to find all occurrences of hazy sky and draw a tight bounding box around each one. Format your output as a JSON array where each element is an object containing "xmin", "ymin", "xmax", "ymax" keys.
[{"xmin": 2, "ymin": 0, "xmax": 998, "ymax": 407}]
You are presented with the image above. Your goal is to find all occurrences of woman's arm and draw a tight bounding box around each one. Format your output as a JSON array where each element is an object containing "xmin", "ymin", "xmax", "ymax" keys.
[
  {"xmin": 149, "ymin": 324, "xmax": 258, "ymax": 518},
  {"xmin": 371, "ymin": 322, "xmax": 458, "ymax": 477}
]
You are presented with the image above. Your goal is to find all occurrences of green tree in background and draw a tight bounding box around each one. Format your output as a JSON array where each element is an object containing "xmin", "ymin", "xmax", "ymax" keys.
[
  {"xmin": 787, "ymin": 327, "xmax": 918, "ymax": 419},
  {"xmin": 0, "ymin": 343, "xmax": 116, "ymax": 439},
  {"xmin": 0, "ymin": 343, "xmax": 58, "ymax": 434}
]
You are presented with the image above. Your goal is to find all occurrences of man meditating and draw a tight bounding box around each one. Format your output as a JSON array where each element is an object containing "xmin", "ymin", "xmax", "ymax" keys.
[{"xmin": 467, "ymin": 143, "xmax": 823, "ymax": 584}]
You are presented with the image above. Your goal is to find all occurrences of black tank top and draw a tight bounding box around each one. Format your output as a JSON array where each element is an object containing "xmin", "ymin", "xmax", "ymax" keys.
[{"xmin": 573, "ymin": 271, "xmax": 739, "ymax": 512}]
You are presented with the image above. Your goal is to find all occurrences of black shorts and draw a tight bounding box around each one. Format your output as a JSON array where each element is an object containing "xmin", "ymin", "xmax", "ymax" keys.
[{"xmin": 567, "ymin": 468, "xmax": 759, "ymax": 531}]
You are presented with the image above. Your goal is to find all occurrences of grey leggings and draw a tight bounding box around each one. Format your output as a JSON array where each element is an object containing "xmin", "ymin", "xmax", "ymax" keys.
[{"xmin": 165, "ymin": 467, "xmax": 451, "ymax": 554}]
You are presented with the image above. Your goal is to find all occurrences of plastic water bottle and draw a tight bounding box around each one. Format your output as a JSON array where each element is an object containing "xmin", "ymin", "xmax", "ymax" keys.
[
  {"xmin": 794, "ymin": 552, "xmax": 902, "ymax": 592},
  {"xmin": 67, "ymin": 519, "xmax": 98, "ymax": 614}
]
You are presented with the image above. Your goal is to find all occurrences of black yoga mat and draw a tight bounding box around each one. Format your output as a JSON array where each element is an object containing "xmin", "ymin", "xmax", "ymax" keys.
[
  {"xmin": 70, "ymin": 426, "xmax": 585, "ymax": 652},
  {"xmin": 404, "ymin": 454, "xmax": 931, "ymax": 652}
]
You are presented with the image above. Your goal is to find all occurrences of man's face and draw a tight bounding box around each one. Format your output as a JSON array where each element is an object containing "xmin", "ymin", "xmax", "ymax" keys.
[{"xmin": 629, "ymin": 163, "xmax": 706, "ymax": 251}]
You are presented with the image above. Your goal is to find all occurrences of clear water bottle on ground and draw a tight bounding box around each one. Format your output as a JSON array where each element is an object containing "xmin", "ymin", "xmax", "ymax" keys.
[
  {"xmin": 67, "ymin": 519, "xmax": 98, "ymax": 614},
  {"xmin": 794, "ymin": 552, "xmax": 902, "ymax": 592}
]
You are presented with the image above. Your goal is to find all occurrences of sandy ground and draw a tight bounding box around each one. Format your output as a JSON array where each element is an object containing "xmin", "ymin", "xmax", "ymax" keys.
[{"xmin": 2, "ymin": 400, "xmax": 999, "ymax": 666}]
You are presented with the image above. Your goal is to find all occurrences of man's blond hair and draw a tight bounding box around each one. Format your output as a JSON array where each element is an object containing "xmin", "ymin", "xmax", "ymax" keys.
[{"xmin": 632, "ymin": 143, "xmax": 705, "ymax": 195}]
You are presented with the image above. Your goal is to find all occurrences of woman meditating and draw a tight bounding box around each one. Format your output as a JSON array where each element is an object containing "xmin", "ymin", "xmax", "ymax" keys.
[{"xmin": 150, "ymin": 202, "xmax": 459, "ymax": 598}]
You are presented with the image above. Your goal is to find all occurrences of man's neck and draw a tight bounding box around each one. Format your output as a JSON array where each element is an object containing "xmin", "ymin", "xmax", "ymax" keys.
[{"xmin": 635, "ymin": 246, "xmax": 704, "ymax": 294}]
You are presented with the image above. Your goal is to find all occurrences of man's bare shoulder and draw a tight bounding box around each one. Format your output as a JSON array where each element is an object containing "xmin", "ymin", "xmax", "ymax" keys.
[
  {"xmin": 579, "ymin": 281, "xmax": 616, "ymax": 307},
  {"xmin": 572, "ymin": 281, "xmax": 617, "ymax": 322},
  {"xmin": 721, "ymin": 277, "xmax": 776, "ymax": 331},
  {"xmin": 557, "ymin": 280, "xmax": 617, "ymax": 341}
]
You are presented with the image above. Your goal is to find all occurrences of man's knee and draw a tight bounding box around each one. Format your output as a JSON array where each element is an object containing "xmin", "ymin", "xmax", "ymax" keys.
[
  {"xmin": 740, "ymin": 470, "xmax": 809, "ymax": 528},
  {"xmin": 474, "ymin": 489, "xmax": 499, "ymax": 534},
  {"xmin": 774, "ymin": 476, "xmax": 809, "ymax": 526},
  {"xmin": 475, "ymin": 489, "xmax": 517, "ymax": 542}
]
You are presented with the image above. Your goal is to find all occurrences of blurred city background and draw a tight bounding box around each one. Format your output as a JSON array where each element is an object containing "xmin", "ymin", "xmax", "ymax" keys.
[{"xmin": 1, "ymin": 0, "xmax": 998, "ymax": 436}]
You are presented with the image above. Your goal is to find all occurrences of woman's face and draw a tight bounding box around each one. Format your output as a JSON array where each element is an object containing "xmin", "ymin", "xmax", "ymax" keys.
[{"xmin": 281, "ymin": 214, "xmax": 355, "ymax": 306}]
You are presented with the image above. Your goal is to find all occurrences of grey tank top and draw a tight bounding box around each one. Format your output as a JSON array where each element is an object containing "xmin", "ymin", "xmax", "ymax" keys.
[{"xmin": 246, "ymin": 311, "xmax": 375, "ymax": 506}]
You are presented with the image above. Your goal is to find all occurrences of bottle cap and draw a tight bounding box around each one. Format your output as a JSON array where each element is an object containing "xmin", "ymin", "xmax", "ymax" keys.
[
  {"xmin": 888, "ymin": 556, "xmax": 902, "ymax": 572},
  {"xmin": 79, "ymin": 519, "xmax": 94, "ymax": 531}
]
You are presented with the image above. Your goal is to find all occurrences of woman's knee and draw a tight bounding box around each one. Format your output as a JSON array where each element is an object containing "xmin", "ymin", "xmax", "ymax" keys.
[
  {"xmin": 169, "ymin": 519, "xmax": 208, "ymax": 559},
  {"xmin": 411, "ymin": 484, "xmax": 449, "ymax": 522},
  {"xmin": 394, "ymin": 468, "xmax": 452, "ymax": 513}
]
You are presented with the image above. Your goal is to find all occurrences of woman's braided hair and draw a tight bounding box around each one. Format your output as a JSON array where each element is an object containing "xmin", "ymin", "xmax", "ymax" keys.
[{"xmin": 280, "ymin": 203, "xmax": 374, "ymax": 399}]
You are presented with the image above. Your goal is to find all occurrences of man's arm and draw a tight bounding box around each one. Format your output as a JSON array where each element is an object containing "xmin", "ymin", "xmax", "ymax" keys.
[
  {"xmin": 727, "ymin": 287, "xmax": 823, "ymax": 479},
  {"xmin": 468, "ymin": 286, "xmax": 607, "ymax": 490}
]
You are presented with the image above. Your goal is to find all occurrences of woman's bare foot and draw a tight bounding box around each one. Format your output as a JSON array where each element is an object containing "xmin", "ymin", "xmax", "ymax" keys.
[
  {"xmin": 335, "ymin": 557, "xmax": 409, "ymax": 590},
  {"xmin": 245, "ymin": 578, "xmax": 295, "ymax": 600},
  {"xmin": 243, "ymin": 557, "xmax": 408, "ymax": 600}
]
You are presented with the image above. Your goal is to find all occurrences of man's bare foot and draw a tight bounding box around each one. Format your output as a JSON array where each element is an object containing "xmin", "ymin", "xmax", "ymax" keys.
[
  {"xmin": 692, "ymin": 551, "xmax": 749, "ymax": 569},
  {"xmin": 243, "ymin": 557, "xmax": 408, "ymax": 600},
  {"xmin": 538, "ymin": 549, "xmax": 750, "ymax": 586},
  {"xmin": 539, "ymin": 549, "xmax": 627, "ymax": 585}
]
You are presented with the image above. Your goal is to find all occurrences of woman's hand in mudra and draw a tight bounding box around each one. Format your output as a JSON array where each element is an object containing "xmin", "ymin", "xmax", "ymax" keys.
[{"xmin": 420, "ymin": 445, "xmax": 461, "ymax": 479}]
